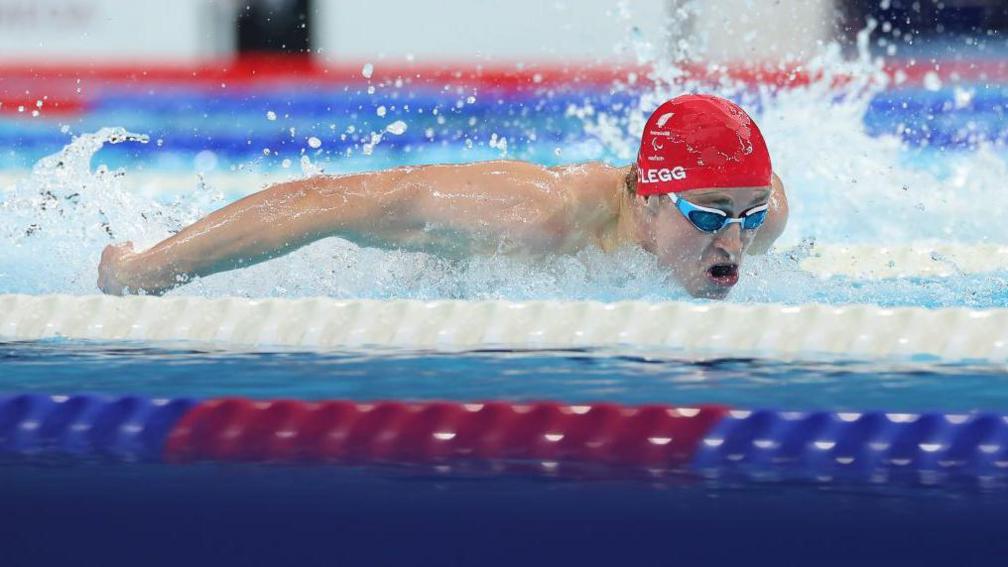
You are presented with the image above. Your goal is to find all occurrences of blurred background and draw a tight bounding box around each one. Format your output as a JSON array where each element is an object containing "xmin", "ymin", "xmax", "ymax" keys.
[
  {"xmin": 1, "ymin": 0, "xmax": 1005, "ymax": 63},
  {"xmin": 0, "ymin": 0, "xmax": 1004, "ymax": 174}
]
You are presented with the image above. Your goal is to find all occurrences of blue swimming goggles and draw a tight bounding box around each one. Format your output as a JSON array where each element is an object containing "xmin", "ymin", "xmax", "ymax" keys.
[{"xmin": 667, "ymin": 193, "xmax": 769, "ymax": 234}]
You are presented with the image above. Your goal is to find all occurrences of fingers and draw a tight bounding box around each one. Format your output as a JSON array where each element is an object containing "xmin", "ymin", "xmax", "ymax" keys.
[{"xmin": 97, "ymin": 241, "xmax": 135, "ymax": 295}]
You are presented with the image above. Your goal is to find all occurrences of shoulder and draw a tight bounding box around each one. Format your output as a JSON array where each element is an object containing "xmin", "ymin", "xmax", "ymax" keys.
[
  {"xmin": 398, "ymin": 159, "xmax": 622, "ymax": 213},
  {"xmin": 549, "ymin": 162, "xmax": 627, "ymax": 206},
  {"xmin": 414, "ymin": 159, "xmax": 553, "ymax": 177},
  {"xmin": 770, "ymin": 172, "xmax": 788, "ymax": 214},
  {"xmin": 405, "ymin": 160, "xmax": 559, "ymax": 192},
  {"xmin": 403, "ymin": 159, "xmax": 618, "ymax": 187},
  {"xmin": 748, "ymin": 172, "xmax": 789, "ymax": 255}
]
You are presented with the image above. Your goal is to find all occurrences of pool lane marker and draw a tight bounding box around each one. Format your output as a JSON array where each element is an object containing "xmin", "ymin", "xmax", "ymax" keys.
[
  {"xmin": 3, "ymin": 394, "xmax": 1008, "ymax": 483},
  {"xmin": 2, "ymin": 294, "xmax": 1008, "ymax": 361}
]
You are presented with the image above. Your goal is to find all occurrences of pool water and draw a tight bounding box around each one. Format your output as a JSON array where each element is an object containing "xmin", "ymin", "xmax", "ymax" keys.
[
  {"xmin": 3, "ymin": 459, "xmax": 1005, "ymax": 566},
  {"xmin": 3, "ymin": 460, "xmax": 1007, "ymax": 567},
  {"xmin": 5, "ymin": 340, "xmax": 1008, "ymax": 413},
  {"xmin": 3, "ymin": 30, "xmax": 1008, "ymax": 565}
]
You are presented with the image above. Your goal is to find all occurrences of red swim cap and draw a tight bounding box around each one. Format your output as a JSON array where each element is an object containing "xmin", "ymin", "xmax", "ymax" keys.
[{"xmin": 635, "ymin": 94, "xmax": 772, "ymax": 196}]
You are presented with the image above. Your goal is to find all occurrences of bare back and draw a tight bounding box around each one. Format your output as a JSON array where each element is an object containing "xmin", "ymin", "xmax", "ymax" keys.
[{"xmin": 371, "ymin": 160, "xmax": 627, "ymax": 255}]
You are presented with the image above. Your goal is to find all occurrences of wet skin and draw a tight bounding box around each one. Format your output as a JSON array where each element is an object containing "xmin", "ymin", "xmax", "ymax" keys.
[{"xmin": 97, "ymin": 161, "xmax": 787, "ymax": 298}]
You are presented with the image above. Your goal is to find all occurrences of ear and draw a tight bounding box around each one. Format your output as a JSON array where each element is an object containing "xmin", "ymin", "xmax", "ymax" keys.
[{"xmin": 633, "ymin": 195, "xmax": 659, "ymax": 253}]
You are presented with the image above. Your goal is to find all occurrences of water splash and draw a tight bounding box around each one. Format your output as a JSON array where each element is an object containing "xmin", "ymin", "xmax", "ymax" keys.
[
  {"xmin": 0, "ymin": 128, "xmax": 223, "ymax": 294},
  {"xmin": 582, "ymin": 13, "xmax": 1008, "ymax": 251},
  {"xmin": 1, "ymin": 24, "xmax": 1007, "ymax": 306}
]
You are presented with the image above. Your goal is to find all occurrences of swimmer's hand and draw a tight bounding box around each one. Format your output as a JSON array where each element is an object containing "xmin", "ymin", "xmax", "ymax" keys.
[{"xmin": 97, "ymin": 241, "xmax": 139, "ymax": 296}]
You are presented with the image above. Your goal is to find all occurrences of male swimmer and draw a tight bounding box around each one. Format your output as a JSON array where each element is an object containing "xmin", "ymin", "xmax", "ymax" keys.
[{"xmin": 97, "ymin": 93, "xmax": 788, "ymax": 299}]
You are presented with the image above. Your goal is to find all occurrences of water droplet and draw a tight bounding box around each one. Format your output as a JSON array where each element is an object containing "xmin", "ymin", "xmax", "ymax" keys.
[
  {"xmin": 923, "ymin": 71, "xmax": 942, "ymax": 92},
  {"xmin": 194, "ymin": 150, "xmax": 218, "ymax": 172}
]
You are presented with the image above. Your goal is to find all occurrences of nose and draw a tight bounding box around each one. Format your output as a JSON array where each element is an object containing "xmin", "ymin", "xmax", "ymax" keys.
[{"xmin": 713, "ymin": 222, "xmax": 744, "ymax": 260}]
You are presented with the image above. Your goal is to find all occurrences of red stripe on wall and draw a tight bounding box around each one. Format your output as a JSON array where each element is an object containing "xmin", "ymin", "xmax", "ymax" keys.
[{"xmin": 0, "ymin": 54, "xmax": 1003, "ymax": 91}]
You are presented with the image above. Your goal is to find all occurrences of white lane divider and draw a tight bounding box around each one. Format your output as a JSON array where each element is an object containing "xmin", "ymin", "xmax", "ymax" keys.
[{"xmin": 2, "ymin": 294, "xmax": 1007, "ymax": 361}]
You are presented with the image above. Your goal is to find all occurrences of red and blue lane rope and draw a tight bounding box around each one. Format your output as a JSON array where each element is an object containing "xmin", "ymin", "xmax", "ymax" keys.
[{"xmin": 2, "ymin": 394, "xmax": 1007, "ymax": 480}]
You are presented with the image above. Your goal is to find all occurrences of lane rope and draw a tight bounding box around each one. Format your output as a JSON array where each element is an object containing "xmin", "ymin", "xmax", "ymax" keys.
[
  {"xmin": 4, "ymin": 394, "xmax": 1007, "ymax": 483},
  {"xmin": 2, "ymin": 294, "xmax": 1007, "ymax": 360}
]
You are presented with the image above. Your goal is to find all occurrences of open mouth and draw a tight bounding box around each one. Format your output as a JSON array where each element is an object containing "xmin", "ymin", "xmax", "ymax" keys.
[{"xmin": 706, "ymin": 263, "xmax": 739, "ymax": 287}]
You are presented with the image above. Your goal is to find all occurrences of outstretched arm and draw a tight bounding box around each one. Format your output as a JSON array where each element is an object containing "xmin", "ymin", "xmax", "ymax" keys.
[
  {"xmin": 748, "ymin": 172, "xmax": 789, "ymax": 255},
  {"xmin": 97, "ymin": 161, "xmax": 569, "ymax": 295}
]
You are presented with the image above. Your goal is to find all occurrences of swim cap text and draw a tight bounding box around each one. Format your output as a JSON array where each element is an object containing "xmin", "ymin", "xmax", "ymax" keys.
[{"xmin": 638, "ymin": 167, "xmax": 687, "ymax": 183}]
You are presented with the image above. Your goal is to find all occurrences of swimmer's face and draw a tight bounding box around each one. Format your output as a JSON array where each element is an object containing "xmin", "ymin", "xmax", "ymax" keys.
[{"xmin": 646, "ymin": 186, "xmax": 771, "ymax": 299}]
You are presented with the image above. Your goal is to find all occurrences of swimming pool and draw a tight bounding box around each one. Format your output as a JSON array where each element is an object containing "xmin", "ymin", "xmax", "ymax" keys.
[
  {"xmin": 5, "ymin": 344, "xmax": 1008, "ymax": 565},
  {"xmin": 3, "ymin": 42, "xmax": 1008, "ymax": 563}
]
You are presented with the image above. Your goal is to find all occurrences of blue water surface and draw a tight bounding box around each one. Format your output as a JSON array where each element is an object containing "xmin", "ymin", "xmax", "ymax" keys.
[
  {"xmin": 4, "ymin": 339, "xmax": 1008, "ymax": 412},
  {"xmin": 2, "ymin": 81, "xmax": 1006, "ymax": 170}
]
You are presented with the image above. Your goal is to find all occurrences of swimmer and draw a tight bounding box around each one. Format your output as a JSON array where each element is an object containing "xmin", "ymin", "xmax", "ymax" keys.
[{"xmin": 98, "ymin": 93, "xmax": 788, "ymax": 299}]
